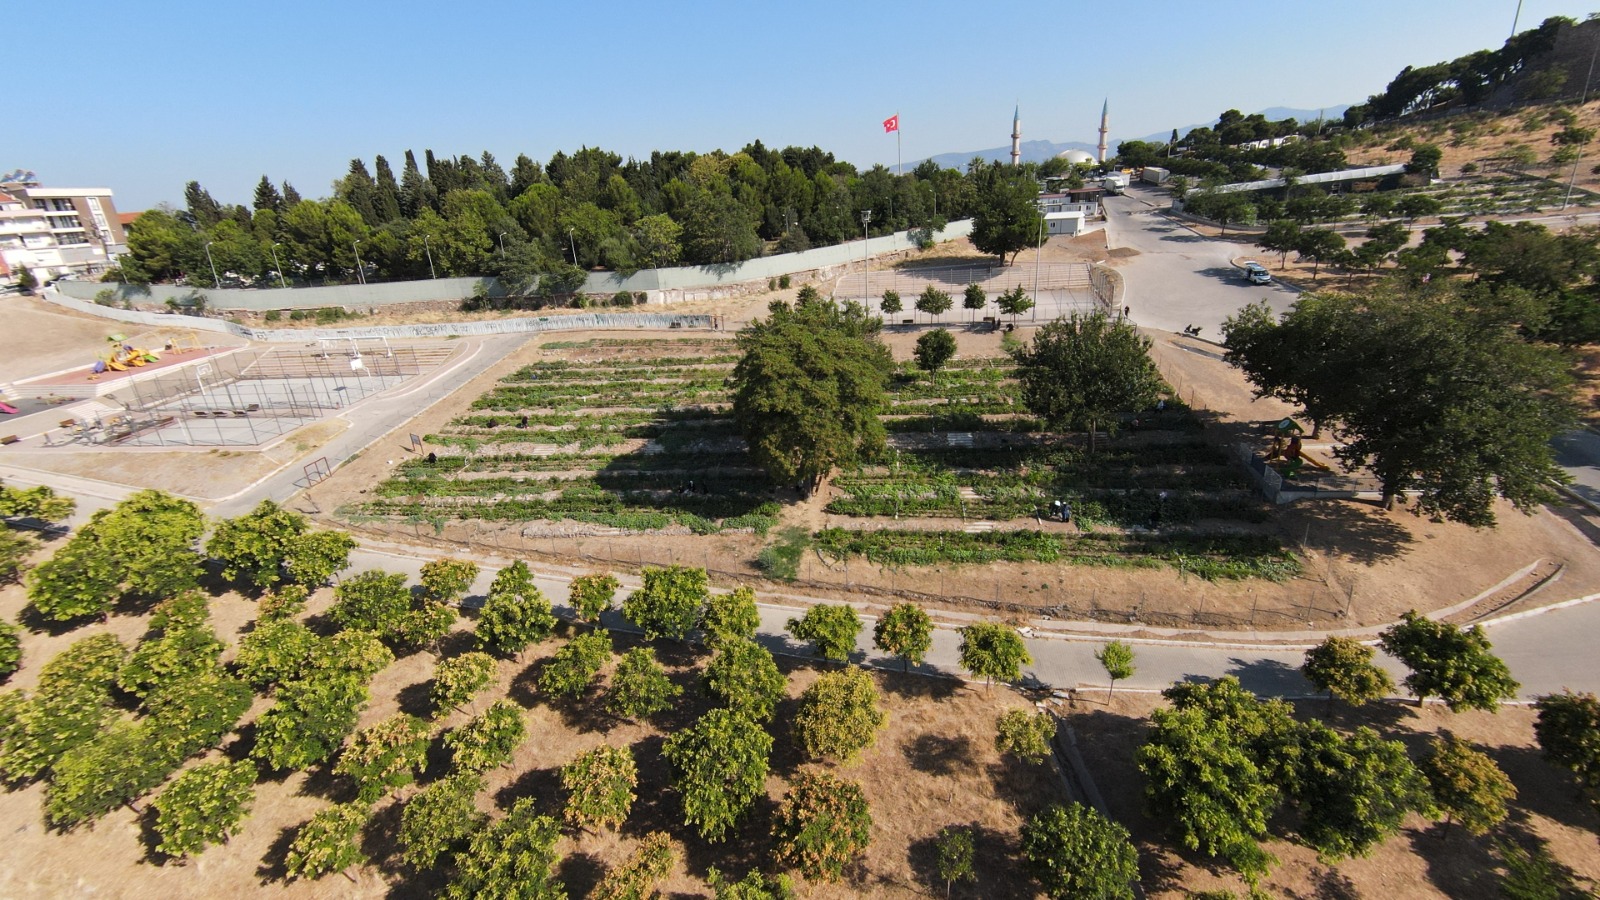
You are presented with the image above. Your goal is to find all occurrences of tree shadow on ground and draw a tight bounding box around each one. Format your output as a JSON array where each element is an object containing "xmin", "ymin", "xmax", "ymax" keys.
[
  {"xmin": 1414, "ymin": 817, "xmax": 1518, "ymax": 899},
  {"xmin": 415, "ymin": 733, "xmax": 455, "ymax": 784},
  {"xmin": 134, "ymin": 806, "xmax": 168, "ymax": 866},
  {"xmin": 1484, "ymin": 743, "xmax": 1600, "ymax": 835},
  {"xmin": 1290, "ymin": 696, "xmax": 1416, "ymax": 732},
  {"xmin": 394, "ymin": 678, "xmax": 434, "ymax": 719},
  {"xmin": 433, "ymin": 630, "xmax": 478, "ymax": 660},
  {"xmin": 1225, "ymin": 656, "xmax": 1314, "ymax": 697},
  {"xmin": 764, "ymin": 694, "xmax": 807, "ymax": 778},
  {"xmin": 1277, "ymin": 865, "xmax": 1365, "ymax": 900},
  {"xmin": 555, "ymin": 851, "xmax": 605, "ymax": 899},
  {"xmin": 986, "ymin": 755, "xmax": 1056, "ymax": 816},
  {"xmin": 13, "ymin": 603, "xmax": 85, "ymax": 637},
  {"xmin": 1133, "ymin": 841, "xmax": 1195, "ymax": 897},
  {"xmin": 492, "ymin": 764, "xmax": 563, "ymax": 818},
  {"xmin": 875, "ymin": 667, "xmax": 961, "ymax": 701},
  {"xmin": 254, "ymin": 822, "xmax": 299, "ymax": 885},
  {"xmin": 295, "ymin": 759, "xmax": 353, "ymax": 802},
  {"xmin": 358, "ymin": 798, "xmax": 406, "ymax": 875},
  {"xmin": 903, "ymin": 733, "xmax": 976, "ymax": 777},
  {"xmin": 1278, "ymin": 498, "xmax": 1416, "ymax": 565},
  {"xmin": 548, "ymin": 688, "xmax": 613, "ymax": 735},
  {"xmin": 907, "ymin": 823, "xmax": 1022, "ymax": 898}
]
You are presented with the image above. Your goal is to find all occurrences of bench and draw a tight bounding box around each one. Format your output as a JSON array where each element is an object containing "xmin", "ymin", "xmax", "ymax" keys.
[{"xmin": 0, "ymin": 435, "xmax": 18, "ymax": 446}]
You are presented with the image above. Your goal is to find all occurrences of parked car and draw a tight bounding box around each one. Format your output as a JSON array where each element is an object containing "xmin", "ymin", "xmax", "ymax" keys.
[{"xmin": 1241, "ymin": 261, "xmax": 1272, "ymax": 285}]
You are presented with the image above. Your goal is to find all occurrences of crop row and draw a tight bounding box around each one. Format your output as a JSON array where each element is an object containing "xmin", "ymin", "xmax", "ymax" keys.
[
  {"xmin": 369, "ymin": 480, "xmax": 780, "ymax": 534},
  {"xmin": 397, "ymin": 447, "xmax": 753, "ymax": 476},
  {"xmin": 813, "ymin": 527, "xmax": 1300, "ymax": 581}
]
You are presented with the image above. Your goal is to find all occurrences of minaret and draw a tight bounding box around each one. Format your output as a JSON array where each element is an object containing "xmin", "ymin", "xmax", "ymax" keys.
[
  {"xmin": 1011, "ymin": 106, "xmax": 1022, "ymax": 167},
  {"xmin": 1097, "ymin": 98, "xmax": 1110, "ymax": 164}
]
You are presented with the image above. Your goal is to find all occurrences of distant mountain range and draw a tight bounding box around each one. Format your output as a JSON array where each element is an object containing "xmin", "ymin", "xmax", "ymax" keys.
[{"xmin": 908, "ymin": 105, "xmax": 1352, "ymax": 170}]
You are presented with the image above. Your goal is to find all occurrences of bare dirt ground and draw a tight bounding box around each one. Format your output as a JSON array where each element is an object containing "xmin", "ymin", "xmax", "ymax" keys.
[
  {"xmin": 1072, "ymin": 691, "xmax": 1600, "ymax": 898},
  {"xmin": 0, "ymin": 570, "xmax": 1061, "ymax": 898},
  {"xmin": 0, "ymin": 295, "xmax": 251, "ymax": 382}
]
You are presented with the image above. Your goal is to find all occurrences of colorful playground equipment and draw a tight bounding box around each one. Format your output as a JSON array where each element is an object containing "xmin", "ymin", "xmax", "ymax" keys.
[
  {"xmin": 1263, "ymin": 418, "xmax": 1332, "ymax": 478},
  {"xmin": 91, "ymin": 333, "xmax": 160, "ymax": 375},
  {"xmin": 86, "ymin": 330, "xmax": 202, "ymax": 378}
]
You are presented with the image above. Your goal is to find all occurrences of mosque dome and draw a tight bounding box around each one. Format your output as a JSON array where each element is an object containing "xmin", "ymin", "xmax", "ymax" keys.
[{"xmin": 1056, "ymin": 149, "xmax": 1095, "ymax": 165}]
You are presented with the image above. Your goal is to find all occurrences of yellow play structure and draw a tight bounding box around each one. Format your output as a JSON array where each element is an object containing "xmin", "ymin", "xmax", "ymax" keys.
[
  {"xmin": 87, "ymin": 330, "xmax": 202, "ymax": 378},
  {"xmin": 1264, "ymin": 418, "xmax": 1332, "ymax": 478}
]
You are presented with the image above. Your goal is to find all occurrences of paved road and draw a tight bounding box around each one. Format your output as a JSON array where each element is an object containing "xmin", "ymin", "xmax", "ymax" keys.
[{"xmin": 1104, "ymin": 187, "xmax": 1300, "ymax": 340}]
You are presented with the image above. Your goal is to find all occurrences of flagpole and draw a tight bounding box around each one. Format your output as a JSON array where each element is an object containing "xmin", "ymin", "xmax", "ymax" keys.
[{"xmin": 897, "ymin": 111, "xmax": 901, "ymax": 177}]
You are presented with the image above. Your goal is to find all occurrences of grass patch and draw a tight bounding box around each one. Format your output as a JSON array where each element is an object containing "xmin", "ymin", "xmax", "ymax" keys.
[{"xmin": 755, "ymin": 526, "xmax": 811, "ymax": 580}]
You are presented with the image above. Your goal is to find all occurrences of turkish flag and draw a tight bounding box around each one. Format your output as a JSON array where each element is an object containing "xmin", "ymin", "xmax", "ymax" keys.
[{"xmin": 882, "ymin": 115, "xmax": 899, "ymax": 133}]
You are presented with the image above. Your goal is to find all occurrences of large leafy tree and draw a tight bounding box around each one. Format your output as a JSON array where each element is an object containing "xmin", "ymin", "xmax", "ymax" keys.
[
  {"xmin": 771, "ymin": 773, "xmax": 872, "ymax": 882},
  {"xmin": 27, "ymin": 490, "xmax": 205, "ymax": 622},
  {"xmin": 568, "ymin": 572, "xmax": 620, "ymax": 623},
  {"xmin": 151, "ymin": 759, "xmax": 257, "ymax": 858},
  {"xmin": 1532, "ymin": 690, "xmax": 1600, "ymax": 816},
  {"xmin": 914, "ymin": 328, "xmax": 957, "ymax": 374},
  {"xmin": 1021, "ymin": 803, "xmax": 1139, "ymax": 900},
  {"xmin": 663, "ymin": 707, "xmax": 772, "ymax": 842},
  {"xmin": 1223, "ymin": 287, "xmax": 1577, "ymax": 525},
  {"xmin": 432, "ymin": 651, "xmax": 498, "ymax": 714},
  {"xmin": 561, "ymin": 745, "xmax": 638, "ymax": 832},
  {"xmin": 872, "ymin": 603, "xmax": 932, "ymax": 672},
  {"xmin": 606, "ymin": 647, "xmax": 682, "ymax": 720},
  {"xmin": 117, "ymin": 592, "xmax": 226, "ymax": 699},
  {"xmin": 1013, "ymin": 313, "xmax": 1163, "ymax": 451},
  {"xmin": 445, "ymin": 699, "xmax": 526, "ymax": 772},
  {"xmin": 957, "ymin": 623, "xmax": 1031, "ymax": 692},
  {"xmin": 786, "ymin": 604, "xmax": 861, "ymax": 663},
  {"xmin": 1301, "ymin": 636, "xmax": 1395, "ymax": 710},
  {"xmin": 701, "ymin": 586, "xmax": 760, "ymax": 649},
  {"xmin": 1378, "ymin": 611, "xmax": 1519, "ymax": 710},
  {"xmin": 445, "ymin": 798, "xmax": 565, "ymax": 900},
  {"xmin": 539, "ymin": 630, "xmax": 612, "ymax": 699},
  {"xmin": 206, "ymin": 500, "xmax": 311, "ymax": 591},
  {"xmin": 969, "ymin": 161, "xmax": 1045, "ymax": 264},
  {"xmin": 793, "ymin": 667, "xmax": 886, "ymax": 762},
  {"xmin": 1418, "ymin": 735, "xmax": 1516, "ymax": 837},
  {"xmin": 0, "ymin": 634, "xmax": 126, "ymax": 782},
  {"xmin": 622, "ymin": 565, "xmax": 708, "ymax": 641},
  {"xmin": 476, "ymin": 561, "xmax": 557, "ymax": 658},
  {"xmin": 420, "ymin": 558, "xmax": 479, "ymax": 605},
  {"xmin": 285, "ymin": 801, "xmax": 369, "ymax": 881},
  {"xmin": 1137, "ymin": 677, "xmax": 1295, "ymax": 880},
  {"xmin": 592, "ymin": 832, "xmax": 676, "ymax": 900},
  {"xmin": 329, "ymin": 569, "xmax": 456, "ymax": 652},
  {"xmin": 334, "ymin": 713, "xmax": 430, "ymax": 801},
  {"xmin": 1288, "ymin": 721, "xmax": 1436, "ymax": 861},
  {"xmin": 996, "ymin": 708, "xmax": 1056, "ymax": 763},
  {"xmin": 399, "ymin": 773, "xmax": 486, "ymax": 870},
  {"xmin": 730, "ymin": 297, "xmax": 893, "ymax": 495},
  {"xmin": 703, "ymin": 638, "xmax": 786, "ymax": 722},
  {"xmin": 251, "ymin": 673, "xmax": 370, "ymax": 771}
]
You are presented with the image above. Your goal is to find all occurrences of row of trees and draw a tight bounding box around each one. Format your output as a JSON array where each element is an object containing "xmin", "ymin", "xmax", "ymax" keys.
[{"xmin": 121, "ymin": 142, "xmax": 1054, "ymax": 293}]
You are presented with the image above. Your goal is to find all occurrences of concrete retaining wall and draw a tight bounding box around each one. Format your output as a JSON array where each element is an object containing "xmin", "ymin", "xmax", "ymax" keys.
[
  {"xmin": 36, "ymin": 289, "xmax": 715, "ymax": 342},
  {"xmin": 62, "ymin": 219, "xmax": 975, "ymax": 312}
]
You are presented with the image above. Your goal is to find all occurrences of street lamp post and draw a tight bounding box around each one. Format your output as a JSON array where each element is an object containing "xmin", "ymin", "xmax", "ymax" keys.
[
  {"xmin": 204, "ymin": 241, "xmax": 222, "ymax": 289},
  {"xmin": 568, "ymin": 228, "xmax": 578, "ymax": 266},
  {"xmin": 861, "ymin": 209, "xmax": 872, "ymax": 305},
  {"xmin": 499, "ymin": 232, "xmax": 507, "ymax": 257},
  {"xmin": 423, "ymin": 234, "xmax": 436, "ymax": 279},
  {"xmin": 1033, "ymin": 217, "xmax": 1044, "ymax": 321},
  {"xmin": 352, "ymin": 240, "xmax": 365, "ymax": 285},
  {"xmin": 269, "ymin": 243, "xmax": 288, "ymax": 290}
]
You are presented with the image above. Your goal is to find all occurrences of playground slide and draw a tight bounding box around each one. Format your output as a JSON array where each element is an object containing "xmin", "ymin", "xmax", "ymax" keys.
[{"xmin": 0, "ymin": 402, "xmax": 16, "ymax": 415}]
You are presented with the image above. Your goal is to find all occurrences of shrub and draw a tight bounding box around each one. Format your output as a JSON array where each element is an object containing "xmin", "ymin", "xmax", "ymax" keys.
[
  {"xmin": 151, "ymin": 759, "xmax": 257, "ymax": 858},
  {"xmin": 431, "ymin": 652, "xmax": 497, "ymax": 714},
  {"xmin": 704, "ymin": 638, "xmax": 785, "ymax": 722},
  {"xmin": 334, "ymin": 713, "xmax": 430, "ymax": 802},
  {"xmin": 540, "ymin": 630, "xmax": 612, "ymax": 699},
  {"xmin": 285, "ymin": 801, "xmax": 369, "ymax": 881},
  {"xmin": 400, "ymin": 773, "xmax": 486, "ymax": 870},
  {"xmin": 771, "ymin": 773, "xmax": 872, "ymax": 882},
  {"xmin": 996, "ymin": 708, "xmax": 1055, "ymax": 763},
  {"xmin": 561, "ymin": 745, "xmax": 638, "ymax": 832},
  {"xmin": 445, "ymin": 699, "xmax": 525, "ymax": 772},
  {"xmin": 606, "ymin": 647, "xmax": 682, "ymax": 720},
  {"xmin": 591, "ymin": 832, "xmax": 676, "ymax": 900},
  {"xmin": 793, "ymin": 668, "xmax": 886, "ymax": 762},
  {"xmin": 569, "ymin": 572, "xmax": 621, "ymax": 623}
]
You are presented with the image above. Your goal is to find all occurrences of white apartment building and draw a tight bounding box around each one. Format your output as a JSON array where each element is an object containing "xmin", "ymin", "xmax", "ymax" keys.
[{"xmin": 0, "ymin": 171, "xmax": 128, "ymax": 285}]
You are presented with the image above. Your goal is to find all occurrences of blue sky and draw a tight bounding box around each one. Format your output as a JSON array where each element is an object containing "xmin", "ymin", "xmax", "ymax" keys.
[{"xmin": 17, "ymin": 0, "xmax": 1596, "ymax": 210}]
